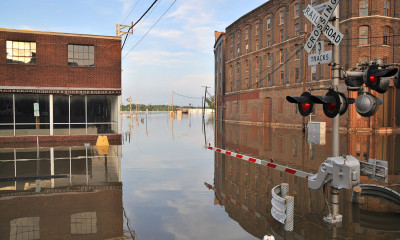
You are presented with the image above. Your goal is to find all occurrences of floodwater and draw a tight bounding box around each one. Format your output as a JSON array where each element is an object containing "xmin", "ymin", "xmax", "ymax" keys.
[{"xmin": 0, "ymin": 111, "xmax": 400, "ymax": 239}]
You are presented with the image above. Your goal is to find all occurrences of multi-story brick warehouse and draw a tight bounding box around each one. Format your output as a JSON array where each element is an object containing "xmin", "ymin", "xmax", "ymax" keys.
[
  {"xmin": 215, "ymin": 0, "xmax": 400, "ymax": 132},
  {"xmin": 0, "ymin": 28, "xmax": 122, "ymax": 142}
]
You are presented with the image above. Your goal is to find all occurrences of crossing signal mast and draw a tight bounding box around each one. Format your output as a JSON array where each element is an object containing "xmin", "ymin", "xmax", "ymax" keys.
[{"xmin": 343, "ymin": 58, "xmax": 399, "ymax": 117}]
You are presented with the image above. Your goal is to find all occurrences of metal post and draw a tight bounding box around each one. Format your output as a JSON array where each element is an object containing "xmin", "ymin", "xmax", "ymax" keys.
[{"xmin": 332, "ymin": 5, "xmax": 340, "ymax": 158}]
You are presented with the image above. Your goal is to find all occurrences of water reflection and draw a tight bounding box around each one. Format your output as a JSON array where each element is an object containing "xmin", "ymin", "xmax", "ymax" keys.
[
  {"xmin": 0, "ymin": 144, "xmax": 129, "ymax": 239},
  {"xmin": 213, "ymin": 121, "xmax": 400, "ymax": 239}
]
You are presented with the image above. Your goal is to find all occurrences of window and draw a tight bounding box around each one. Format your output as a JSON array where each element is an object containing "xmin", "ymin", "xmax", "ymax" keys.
[
  {"xmin": 267, "ymin": 18, "xmax": 271, "ymax": 30},
  {"xmin": 280, "ymin": 29, "xmax": 284, "ymax": 42},
  {"xmin": 278, "ymin": 98, "xmax": 283, "ymax": 114},
  {"xmin": 6, "ymin": 41, "xmax": 36, "ymax": 64},
  {"xmin": 246, "ymin": 60, "xmax": 249, "ymax": 72},
  {"xmin": 295, "ymin": 44, "xmax": 300, "ymax": 59},
  {"xmin": 267, "ymin": 35, "xmax": 271, "ymax": 47},
  {"xmin": 256, "ymin": 57, "xmax": 259, "ymax": 69},
  {"xmin": 237, "ymin": 32, "xmax": 241, "ymax": 43},
  {"xmin": 312, "ymin": 65, "xmax": 317, "ymax": 81},
  {"xmin": 246, "ymin": 28, "xmax": 249, "ymax": 40},
  {"xmin": 280, "ymin": 49, "xmax": 284, "ymax": 63},
  {"xmin": 280, "ymin": 72, "xmax": 285, "ymax": 85},
  {"xmin": 359, "ymin": 0, "xmax": 368, "ymax": 16},
  {"xmin": 383, "ymin": 26, "xmax": 389, "ymax": 45},
  {"xmin": 246, "ymin": 43, "xmax": 249, "ymax": 53},
  {"xmin": 383, "ymin": 57, "xmax": 388, "ymax": 64},
  {"xmin": 280, "ymin": 11, "xmax": 284, "ymax": 24},
  {"xmin": 384, "ymin": 0, "xmax": 389, "ymax": 16},
  {"xmin": 295, "ymin": 68, "xmax": 300, "ymax": 83},
  {"xmin": 295, "ymin": 4, "xmax": 300, "ymax": 18},
  {"xmin": 312, "ymin": 0, "xmax": 317, "ymax": 6},
  {"xmin": 238, "ymin": 46, "xmax": 241, "ymax": 56},
  {"xmin": 256, "ymin": 39, "xmax": 260, "ymax": 50},
  {"xmin": 257, "ymin": 75, "xmax": 261, "ymax": 88},
  {"xmin": 268, "ymin": 73, "xmax": 273, "ymax": 87},
  {"xmin": 295, "ymin": 24, "xmax": 300, "ymax": 36},
  {"xmin": 247, "ymin": 77, "xmax": 250, "ymax": 89},
  {"xmin": 68, "ymin": 45, "xmax": 94, "ymax": 67},
  {"xmin": 231, "ymin": 36, "xmax": 233, "ymax": 47},
  {"xmin": 267, "ymin": 53, "xmax": 271, "ymax": 66},
  {"xmin": 256, "ymin": 23, "xmax": 260, "ymax": 35},
  {"xmin": 231, "ymin": 50, "xmax": 233, "ymax": 60},
  {"xmin": 359, "ymin": 26, "xmax": 369, "ymax": 45},
  {"xmin": 359, "ymin": 56, "xmax": 368, "ymax": 63}
]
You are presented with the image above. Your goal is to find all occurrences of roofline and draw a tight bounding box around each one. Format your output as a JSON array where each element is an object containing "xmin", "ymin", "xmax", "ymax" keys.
[
  {"xmin": 0, "ymin": 28, "xmax": 121, "ymax": 40},
  {"xmin": 226, "ymin": 0, "xmax": 271, "ymax": 31},
  {"xmin": 214, "ymin": 32, "xmax": 225, "ymax": 49}
]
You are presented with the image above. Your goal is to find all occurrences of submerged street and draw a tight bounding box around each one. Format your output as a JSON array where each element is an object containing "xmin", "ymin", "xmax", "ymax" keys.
[{"xmin": 1, "ymin": 111, "xmax": 399, "ymax": 239}]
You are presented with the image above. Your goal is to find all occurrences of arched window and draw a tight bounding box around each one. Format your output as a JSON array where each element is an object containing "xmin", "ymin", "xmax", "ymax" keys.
[
  {"xmin": 383, "ymin": 26, "xmax": 390, "ymax": 45},
  {"xmin": 359, "ymin": 26, "xmax": 369, "ymax": 45},
  {"xmin": 359, "ymin": 0, "xmax": 368, "ymax": 16}
]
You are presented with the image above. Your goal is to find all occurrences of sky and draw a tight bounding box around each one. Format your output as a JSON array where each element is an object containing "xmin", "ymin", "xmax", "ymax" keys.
[{"xmin": 0, "ymin": 0, "xmax": 267, "ymax": 107}]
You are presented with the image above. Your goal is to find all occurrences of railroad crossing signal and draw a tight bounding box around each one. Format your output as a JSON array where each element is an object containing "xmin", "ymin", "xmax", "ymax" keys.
[
  {"xmin": 304, "ymin": 0, "xmax": 341, "ymax": 53},
  {"xmin": 343, "ymin": 63, "xmax": 399, "ymax": 117},
  {"xmin": 363, "ymin": 64, "xmax": 398, "ymax": 93},
  {"xmin": 286, "ymin": 90, "xmax": 354, "ymax": 118}
]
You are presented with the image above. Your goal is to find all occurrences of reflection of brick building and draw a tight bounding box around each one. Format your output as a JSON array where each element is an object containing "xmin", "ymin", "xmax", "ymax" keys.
[
  {"xmin": 0, "ymin": 28, "xmax": 122, "ymax": 142},
  {"xmin": 215, "ymin": 0, "xmax": 400, "ymax": 132},
  {"xmin": 0, "ymin": 144, "xmax": 127, "ymax": 239},
  {"xmin": 212, "ymin": 123, "xmax": 400, "ymax": 238}
]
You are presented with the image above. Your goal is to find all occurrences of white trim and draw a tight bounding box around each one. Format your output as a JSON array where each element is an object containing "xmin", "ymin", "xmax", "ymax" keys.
[{"xmin": 340, "ymin": 15, "xmax": 400, "ymax": 24}]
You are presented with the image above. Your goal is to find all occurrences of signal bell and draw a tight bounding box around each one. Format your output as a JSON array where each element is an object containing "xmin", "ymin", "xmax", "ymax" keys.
[
  {"xmin": 363, "ymin": 65, "xmax": 398, "ymax": 93},
  {"xmin": 355, "ymin": 92, "xmax": 383, "ymax": 117}
]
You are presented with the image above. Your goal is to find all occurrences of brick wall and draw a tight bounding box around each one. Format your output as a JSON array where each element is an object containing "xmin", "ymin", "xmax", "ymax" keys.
[
  {"xmin": 0, "ymin": 29, "xmax": 121, "ymax": 90},
  {"xmin": 219, "ymin": 0, "xmax": 400, "ymax": 130}
]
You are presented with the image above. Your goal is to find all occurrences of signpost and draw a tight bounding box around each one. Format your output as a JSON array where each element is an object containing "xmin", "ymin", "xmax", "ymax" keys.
[
  {"xmin": 302, "ymin": 0, "xmax": 343, "ymax": 224},
  {"xmin": 304, "ymin": 0, "xmax": 341, "ymax": 53}
]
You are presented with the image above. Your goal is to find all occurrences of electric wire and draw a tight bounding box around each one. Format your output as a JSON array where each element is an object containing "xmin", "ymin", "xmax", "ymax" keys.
[
  {"xmin": 121, "ymin": 0, "xmax": 160, "ymax": 50},
  {"xmin": 121, "ymin": 0, "xmax": 141, "ymax": 25},
  {"xmin": 174, "ymin": 92, "xmax": 202, "ymax": 99},
  {"xmin": 123, "ymin": 0, "xmax": 177, "ymax": 59}
]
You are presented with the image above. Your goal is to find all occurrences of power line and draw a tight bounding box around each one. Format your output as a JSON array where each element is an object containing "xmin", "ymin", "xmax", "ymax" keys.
[
  {"xmin": 123, "ymin": 0, "xmax": 177, "ymax": 59},
  {"xmin": 174, "ymin": 92, "xmax": 202, "ymax": 99},
  {"xmin": 121, "ymin": 0, "xmax": 141, "ymax": 25},
  {"xmin": 121, "ymin": 0, "xmax": 160, "ymax": 50}
]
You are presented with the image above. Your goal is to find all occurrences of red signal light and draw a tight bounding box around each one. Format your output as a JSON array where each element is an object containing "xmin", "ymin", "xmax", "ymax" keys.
[
  {"xmin": 327, "ymin": 103, "xmax": 337, "ymax": 112},
  {"xmin": 369, "ymin": 76, "xmax": 378, "ymax": 85},
  {"xmin": 301, "ymin": 103, "xmax": 311, "ymax": 112}
]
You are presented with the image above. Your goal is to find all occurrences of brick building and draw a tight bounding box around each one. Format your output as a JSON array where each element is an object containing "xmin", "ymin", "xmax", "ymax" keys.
[
  {"xmin": 0, "ymin": 28, "xmax": 122, "ymax": 142},
  {"xmin": 216, "ymin": 0, "xmax": 400, "ymax": 132}
]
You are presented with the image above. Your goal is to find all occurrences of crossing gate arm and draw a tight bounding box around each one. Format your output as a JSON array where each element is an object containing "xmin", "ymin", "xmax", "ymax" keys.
[
  {"xmin": 207, "ymin": 146, "xmax": 362, "ymax": 190},
  {"xmin": 207, "ymin": 146, "xmax": 311, "ymax": 179}
]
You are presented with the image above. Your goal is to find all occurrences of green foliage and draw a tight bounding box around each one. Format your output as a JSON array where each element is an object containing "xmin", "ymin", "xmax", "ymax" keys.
[{"xmin": 205, "ymin": 97, "xmax": 215, "ymax": 109}]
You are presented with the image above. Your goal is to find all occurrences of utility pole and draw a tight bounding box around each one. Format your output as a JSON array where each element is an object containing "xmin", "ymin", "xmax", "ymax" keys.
[
  {"xmin": 172, "ymin": 91, "xmax": 174, "ymax": 112},
  {"xmin": 202, "ymin": 86, "xmax": 210, "ymax": 119}
]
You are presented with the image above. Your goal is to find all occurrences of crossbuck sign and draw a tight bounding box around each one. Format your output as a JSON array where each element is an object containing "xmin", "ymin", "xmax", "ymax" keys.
[{"xmin": 304, "ymin": 0, "xmax": 341, "ymax": 53}]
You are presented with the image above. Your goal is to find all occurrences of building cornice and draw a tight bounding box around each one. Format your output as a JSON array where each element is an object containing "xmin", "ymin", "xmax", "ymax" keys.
[
  {"xmin": 340, "ymin": 15, "xmax": 400, "ymax": 24},
  {"xmin": 0, "ymin": 28, "xmax": 121, "ymax": 40},
  {"xmin": 0, "ymin": 86, "xmax": 121, "ymax": 95}
]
